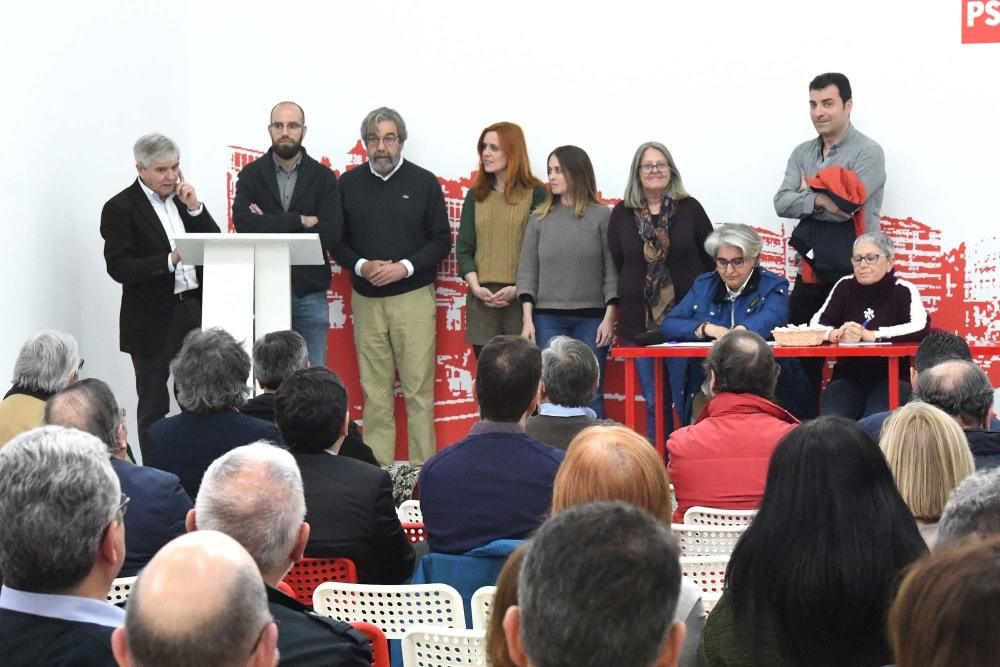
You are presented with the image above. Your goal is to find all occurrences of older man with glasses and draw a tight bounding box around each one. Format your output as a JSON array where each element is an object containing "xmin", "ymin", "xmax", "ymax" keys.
[{"xmin": 333, "ymin": 107, "xmax": 451, "ymax": 466}]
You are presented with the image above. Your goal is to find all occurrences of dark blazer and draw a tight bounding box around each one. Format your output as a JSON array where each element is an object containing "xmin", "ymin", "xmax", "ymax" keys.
[
  {"xmin": 292, "ymin": 450, "xmax": 415, "ymax": 584},
  {"xmin": 100, "ymin": 180, "xmax": 219, "ymax": 356},
  {"xmin": 111, "ymin": 457, "xmax": 192, "ymax": 576},
  {"xmin": 0, "ymin": 609, "xmax": 116, "ymax": 666},
  {"xmin": 144, "ymin": 410, "xmax": 280, "ymax": 500},
  {"xmin": 266, "ymin": 586, "xmax": 372, "ymax": 667},
  {"xmin": 525, "ymin": 413, "xmax": 599, "ymax": 451},
  {"xmin": 232, "ymin": 148, "xmax": 341, "ymax": 297}
]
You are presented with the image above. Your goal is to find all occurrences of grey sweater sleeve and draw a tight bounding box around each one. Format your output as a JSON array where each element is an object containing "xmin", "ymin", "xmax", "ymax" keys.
[
  {"xmin": 516, "ymin": 214, "xmax": 542, "ymax": 301},
  {"xmin": 773, "ymin": 147, "xmax": 818, "ymax": 220}
]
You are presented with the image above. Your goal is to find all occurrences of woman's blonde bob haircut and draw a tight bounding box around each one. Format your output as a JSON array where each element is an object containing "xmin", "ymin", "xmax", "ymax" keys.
[
  {"xmin": 552, "ymin": 425, "xmax": 671, "ymax": 523},
  {"xmin": 880, "ymin": 401, "xmax": 975, "ymax": 521}
]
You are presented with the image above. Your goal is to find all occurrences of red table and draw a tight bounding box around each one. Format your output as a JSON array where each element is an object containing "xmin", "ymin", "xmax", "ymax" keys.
[{"xmin": 611, "ymin": 342, "xmax": 1000, "ymax": 458}]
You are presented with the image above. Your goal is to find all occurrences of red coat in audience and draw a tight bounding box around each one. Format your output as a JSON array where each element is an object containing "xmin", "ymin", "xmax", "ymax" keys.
[{"xmin": 668, "ymin": 392, "xmax": 799, "ymax": 523}]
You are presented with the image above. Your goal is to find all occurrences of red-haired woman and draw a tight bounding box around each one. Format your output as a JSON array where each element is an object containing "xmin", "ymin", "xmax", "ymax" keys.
[{"xmin": 456, "ymin": 122, "xmax": 546, "ymax": 358}]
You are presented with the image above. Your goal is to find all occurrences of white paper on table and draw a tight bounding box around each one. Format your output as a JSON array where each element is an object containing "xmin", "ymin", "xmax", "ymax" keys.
[{"xmin": 650, "ymin": 341, "xmax": 715, "ymax": 348}]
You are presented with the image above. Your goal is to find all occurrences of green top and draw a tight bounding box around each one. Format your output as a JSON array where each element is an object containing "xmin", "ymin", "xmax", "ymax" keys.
[
  {"xmin": 456, "ymin": 186, "xmax": 546, "ymax": 283},
  {"xmin": 698, "ymin": 592, "xmax": 792, "ymax": 667}
]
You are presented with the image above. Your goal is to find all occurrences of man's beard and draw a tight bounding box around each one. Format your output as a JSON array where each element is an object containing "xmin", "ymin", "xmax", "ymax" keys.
[{"xmin": 273, "ymin": 139, "xmax": 301, "ymax": 160}]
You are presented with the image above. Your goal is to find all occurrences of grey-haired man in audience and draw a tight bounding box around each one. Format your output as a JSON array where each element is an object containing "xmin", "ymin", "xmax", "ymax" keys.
[
  {"xmin": 525, "ymin": 336, "xmax": 601, "ymax": 450},
  {"xmin": 936, "ymin": 467, "xmax": 1000, "ymax": 550}
]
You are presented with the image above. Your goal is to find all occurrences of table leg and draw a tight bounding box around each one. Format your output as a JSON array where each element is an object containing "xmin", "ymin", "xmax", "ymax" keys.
[
  {"xmin": 888, "ymin": 357, "xmax": 900, "ymax": 409},
  {"xmin": 623, "ymin": 358, "xmax": 636, "ymax": 430},
  {"xmin": 654, "ymin": 360, "xmax": 665, "ymax": 459}
]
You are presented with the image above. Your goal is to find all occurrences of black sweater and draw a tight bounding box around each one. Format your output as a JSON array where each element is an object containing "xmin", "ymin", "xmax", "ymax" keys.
[{"xmin": 335, "ymin": 160, "xmax": 451, "ymax": 297}]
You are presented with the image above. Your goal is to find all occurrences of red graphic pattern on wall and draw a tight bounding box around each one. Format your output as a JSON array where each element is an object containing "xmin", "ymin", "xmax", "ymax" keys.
[{"xmin": 227, "ymin": 144, "xmax": 1000, "ymax": 456}]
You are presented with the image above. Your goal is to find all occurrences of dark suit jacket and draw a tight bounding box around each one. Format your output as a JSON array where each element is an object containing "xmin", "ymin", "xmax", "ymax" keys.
[
  {"xmin": 525, "ymin": 413, "xmax": 599, "ymax": 451},
  {"xmin": 144, "ymin": 410, "xmax": 280, "ymax": 500},
  {"xmin": 292, "ymin": 450, "xmax": 414, "ymax": 584},
  {"xmin": 100, "ymin": 180, "xmax": 219, "ymax": 356},
  {"xmin": 0, "ymin": 608, "xmax": 116, "ymax": 666},
  {"xmin": 111, "ymin": 457, "xmax": 192, "ymax": 576},
  {"xmin": 267, "ymin": 585, "xmax": 371, "ymax": 667},
  {"xmin": 241, "ymin": 393, "xmax": 379, "ymax": 466},
  {"xmin": 232, "ymin": 148, "xmax": 341, "ymax": 297}
]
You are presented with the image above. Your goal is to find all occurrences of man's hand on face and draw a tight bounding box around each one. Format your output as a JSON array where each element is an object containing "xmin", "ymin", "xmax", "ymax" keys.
[{"xmin": 175, "ymin": 170, "xmax": 200, "ymax": 210}]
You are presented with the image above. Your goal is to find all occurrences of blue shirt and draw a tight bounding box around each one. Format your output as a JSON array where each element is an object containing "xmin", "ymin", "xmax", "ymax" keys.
[{"xmin": 0, "ymin": 586, "xmax": 124, "ymax": 627}]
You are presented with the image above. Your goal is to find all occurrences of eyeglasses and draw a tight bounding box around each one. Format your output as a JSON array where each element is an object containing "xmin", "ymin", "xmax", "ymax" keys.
[
  {"xmin": 639, "ymin": 162, "xmax": 669, "ymax": 174},
  {"xmin": 850, "ymin": 253, "xmax": 885, "ymax": 266},
  {"xmin": 269, "ymin": 122, "xmax": 302, "ymax": 132},
  {"xmin": 365, "ymin": 134, "xmax": 399, "ymax": 148},
  {"xmin": 715, "ymin": 257, "xmax": 749, "ymax": 270},
  {"xmin": 78, "ymin": 359, "xmax": 85, "ymax": 371},
  {"xmin": 116, "ymin": 493, "xmax": 131, "ymax": 520}
]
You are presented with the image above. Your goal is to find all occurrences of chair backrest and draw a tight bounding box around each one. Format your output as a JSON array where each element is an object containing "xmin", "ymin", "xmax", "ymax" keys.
[
  {"xmin": 282, "ymin": 557, "xmax": 358, "ymax": 607},
  {"xmin": 681, "ymin": 555, "xmax": 729, "ymax": 600},
  {"xmin": 350, "ymin": 621, "xmax": 390, "ymax": 667},
  {"xmin": 402, "ymin": 522, "xmax": 426, "ymax": 543},
  {"xmin": 402, "ymin": 628, "xmax": 487, "ymax": 667},
  {"xmin": 683, "ymin": 506, "xmax": 757, "ymax": 528},
  {"xmin": 313, "ymin": 582, "xmax": 467, "ymax": 640},
  {"xmin": 397, "ymin": 499, "xmax": 423, "ymax": 524},
  {"xmin": 671, "ymin": 524, "xmax": 744, "ymax": 557},
  {"xmin": 107, "ymin": 576, "xmax": 137, "ymax": 605},
  {"xmin": 470, "ymin": 586, "xmax": 495, "ymax": 631}
]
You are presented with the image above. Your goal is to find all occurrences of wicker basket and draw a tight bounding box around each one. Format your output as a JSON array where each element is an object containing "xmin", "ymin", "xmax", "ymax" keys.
[{"xmin": 771, "ymin": 328, "xmax": 827, "ymax": 347}]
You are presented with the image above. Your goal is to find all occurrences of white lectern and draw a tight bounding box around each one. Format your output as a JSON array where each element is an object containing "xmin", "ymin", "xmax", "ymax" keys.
[{"xmin": 174, "ymin": 233, "xmax": 325, "ymax": 356}]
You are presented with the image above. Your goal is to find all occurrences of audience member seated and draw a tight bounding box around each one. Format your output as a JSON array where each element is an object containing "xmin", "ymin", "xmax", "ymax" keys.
[
  {"xmin": 0, "ymin": 331, "xmax": 81, "ymax": 446},
  {"xmin": 661, "ymin": 223, "xmax": 791, "ymax": 424},
  {"xmin": 879, "ymin": 402, "xmax": 975, "ymax": 547},
  {"xmin": 888, "ymin": 537, "xmax": 1000, "ymax": 667},
  {"xmin": 857, "ymin": 331, "xmax": 1000, "ymax": 438},
  {"xmin": 502, "ymin": 502, "xmax": 686, "ymax": 667},
  {"xmin": 111, "ymin": 531, "xmax": 278, "ymax": 667},
  {"xmin": 699, "ymin": 417, "xmax": 927, "ymax": 666},
  {"xmin": 525, "ymin": 336, "xmax": 601, "ymax": 450},
  {"xmin": 667, "ymin": 330, "xmax": 799, "ymax": 523},
  {"xmin": 937, "ymin": 467, "xmax": 1000, "ymax": 550},
  {"xmin": 188, "ymin": 443, "xmax": 372, "ymax": 666},
  {"xmin": 274, "ymin": 367, "xmax": 414, "ymax": 583},
  {"xmin": 912, "ymin": 359, "xmax": 1000, "ymax": 469},
  {"xmin": 551, "ymin": 425, "xmax": 705, "ymax": 667},
  {"xmin": 145, "ymin": 328, "xmax": 279, "ymax": 499},
  {"xmin": 486, "ymin": 544, "xmax": 528, "ymax": 667},
  {"xmin": 243, "ymin": 330, "xmax": 378, "ymax": 466},
  {"xmin": 419, "ymin": 335, "xmax": 564, "ymax": 554},
  {"xmin": 44, "ymin": 379, "xmax": 192, "ymax": 576},
  {"xmin": 812, "ymin": 231, "xmax": 929, "ymax": 419},
  {"xmin": 0, "ymin": 426, "xmax": 125, "ymax": 666}
]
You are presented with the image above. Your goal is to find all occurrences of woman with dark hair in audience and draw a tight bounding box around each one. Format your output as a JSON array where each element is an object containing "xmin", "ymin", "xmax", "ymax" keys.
[
  {"xmin": 888, "ymin": 537, "xmax": 1000, "ymax": 667},
  {"xmin": 456, "ymin": 122, "xmax": 545, "ymax": 359},
  {"xmin": 699, "ymin": 417, "xmax": 927, "ymax": 666},
  {"xmin": 880, "ymin": 401, "xmax": 975, "ymax": 547},
  {"xmin": 518, "ymin": 145, "xmax": 617, "ymax": 417},
  {"xmin": 550, "ymin": 425, "xmax": 704, "ymax": 667},
  {"xmin": 811, "ymin": 231, "xmax": 929, "ymax": 418},
  {"xmin": 607, "ymin": 141, "xmax": 713, "ymax": 440}
]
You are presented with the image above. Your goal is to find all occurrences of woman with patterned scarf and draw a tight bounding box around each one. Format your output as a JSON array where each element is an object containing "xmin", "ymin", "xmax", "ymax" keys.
[{"xmin": 608, "ymin": 142, "xmax": 713, "ymax": 442}]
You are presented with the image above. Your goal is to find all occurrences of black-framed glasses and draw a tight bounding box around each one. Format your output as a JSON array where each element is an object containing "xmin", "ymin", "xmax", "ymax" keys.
[
  {"xmin": 116, "ymin": 493, "xmax": 130, "ymax": 520},
  {"xmin": 269, "ymin": 122, "xmax": 302, "ymax": 132},
  {"xmin": 715, "ymin": 257, "xmax": 748, "ymax": 269},
  {"xmin": 365, "ymin": 134, "xmax": 399, "ymax": 147},
  {"xmin": 639, "ymin": 162, "xmax": 669, "ymax": 174},
  {"xmin": 850, "ymin": 253, "xmax": 884, "ymax": 266},
  {"xmin": 78, "ymin": 359, "xmax": 85, "ymax": 371}
]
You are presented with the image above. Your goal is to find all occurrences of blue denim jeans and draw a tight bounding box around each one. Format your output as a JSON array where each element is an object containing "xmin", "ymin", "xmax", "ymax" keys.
[
  {"xmin": 635, "ymin": 355, "xmax": 673, "ymax": 443},
  {"xmin": 822, "ymin": 377, "xmax": 912, "ymax": 420},
  {"xmin": 534, "ymin": 313, "xmax": 608, "ymax": 418},
  {"xmin": 292, "ymin": 291, "xmax": 329, "ymax": 368}
]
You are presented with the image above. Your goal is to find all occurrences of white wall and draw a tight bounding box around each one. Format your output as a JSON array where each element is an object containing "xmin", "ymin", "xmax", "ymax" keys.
[{"xmin": 3, "ymin": 0, "xmax": 999, "ymax": 425}]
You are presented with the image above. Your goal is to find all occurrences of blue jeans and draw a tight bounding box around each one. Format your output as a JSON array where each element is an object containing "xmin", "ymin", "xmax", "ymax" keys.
[
  {"xmin": 822, "ymin": 378, "xmax": 912, "ymax": 421},
  {"xmin": 534, "ymin": 313, "xmax": 608, "ymax": 418},
  {"xmin": 635, "ymin": 356, "xmax": 673, "ymax": 444},
  {"xmin": 292, "ymin": 291, "xmax": 329, "ymax": 368}
]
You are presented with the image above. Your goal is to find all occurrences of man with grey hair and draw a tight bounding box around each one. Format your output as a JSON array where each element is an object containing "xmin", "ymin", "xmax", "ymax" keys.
[
  {"xmin": 913, "ymin": 360, "xmax": 1000, "ymax": 469},
  {"xmin": 111, "ymin": 530, "xmax": 279, "ymax": 667},
  {"xmin": 334, "ymin": 107, "xmax": 451, "ymax": 466},
  {"xmin": 101, "ymin": 132, "xmax": 220, "ymax": 458},
  {"xmin": 45, "ymin": 378, "xmax": 192, "ymax": 576},
  {"xmin": 936, "ymin": 467, "xmax": 1000, "ymax": 549},
  {"xmin": 232, "ymin": 102, "xmax": 342, "ymax": 368},
  {"xmin": 0, "ymin": 330, "xmax": 81, "ymax": 445},
  {"xmin": 0, "ymin": 426, "xmax": 126, "ymax": 665},
  {"xmin": 187, "ymin": 443, "xmax": 371, "ymax": 666},
  {"xmin": 144, "ymin": 328, "xmax": 279, "ymax": 499},
  {"xmin": 503, "ymin": 501, "xmax": 686, "ymax": 667},
  {"xmin": 526, "ymin": 336, "xmax": 601, "ymax": 450}
]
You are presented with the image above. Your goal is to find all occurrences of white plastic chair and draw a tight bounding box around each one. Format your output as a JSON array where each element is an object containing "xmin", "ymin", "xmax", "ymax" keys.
[
  {"xmin": 312, "ymin": 582, "xmax": 466, "ymax": 639},
  {"xmin": 470, "ymin": 585, "xmax": 495, "ymax": 630},
  {"xmin": 106, "ymin": 576, "xmax": 137, "ymax": 604},
  {"xmin": 397, "ymin": 499, "xmax": 423, "ymax": 524},
  {"xmin": 683, "ymin": 506, "xmax": 757, "ymax": 528},
  {"xmin": 681, "ymin": 555, "xmax": 729, "ymax": 601},
  {"xmin": 402, "ymin": 628, "xmax": 487, "ymax": 666},
  {"xmin": 672, "ymin": 524, "xmax": 744, "ymax": 557}
]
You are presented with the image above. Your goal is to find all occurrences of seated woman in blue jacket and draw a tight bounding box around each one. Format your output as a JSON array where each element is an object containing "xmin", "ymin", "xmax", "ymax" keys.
[{"xmin": 661, "ymin": 223, "xmax": 793, "ymax": 424}]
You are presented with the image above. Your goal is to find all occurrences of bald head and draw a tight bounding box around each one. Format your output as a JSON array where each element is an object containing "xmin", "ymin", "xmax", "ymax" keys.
[
  {"xmin": 269, "ymin": 101, "xmax": 304, "ymax": 125},
  {"xmin": 44, "ymin": 378, "xmax": 122, "ymax": 455},
  {"xmin": 914, "ymin": 360, "xmax": 994, "ymax": 429},
  {"xmin": 705, "ymin": 329, "xmax": 779, "ymax": 399},
  {"xmin": 114, "ymin": 531, "xmax": 276, "ymax": 667}
]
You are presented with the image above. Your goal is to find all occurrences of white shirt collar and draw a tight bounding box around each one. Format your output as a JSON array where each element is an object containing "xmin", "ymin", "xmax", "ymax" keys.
[
  {"xmin": 137, "ymin": 176, "xmax": 174, "ymax": 205},
  {"xmin": 369, "ymin": 156, "xmax": 405, "ymax": 181},
  {"xmin": 538, "ymin": 403, "xmax": 597, "ymax": 418}
]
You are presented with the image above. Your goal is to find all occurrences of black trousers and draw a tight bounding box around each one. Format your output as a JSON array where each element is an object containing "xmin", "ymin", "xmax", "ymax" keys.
[
  {"xmin": 130, "ymin": 295, "xmax": 201, "ymax": 460},
  {"xmin": 788, "ymin": 278, "xmax": 835, "ymax": 419}
]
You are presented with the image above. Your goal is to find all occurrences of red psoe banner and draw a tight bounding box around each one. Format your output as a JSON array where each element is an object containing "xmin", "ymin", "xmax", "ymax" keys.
[{"xmin": 963, "ymin": 0, "xmax": 1000, "ymax": 43}]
